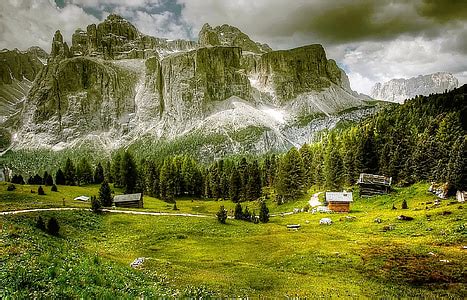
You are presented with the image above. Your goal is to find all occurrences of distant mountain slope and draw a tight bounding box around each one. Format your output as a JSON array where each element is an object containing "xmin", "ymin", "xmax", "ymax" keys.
[
  {"xmin": 4, "ymin": 14, "xmax": 378, "ymax": 157},
  {"xmin": 370, "ymin": 72, "xmax": 458, "ymax": 103}
]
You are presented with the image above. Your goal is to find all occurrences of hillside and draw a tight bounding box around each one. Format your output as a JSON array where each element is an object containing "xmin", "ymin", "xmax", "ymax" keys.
[{"xmin": 1, "ymin": 182, "xmax": 465, "ymax": 297}]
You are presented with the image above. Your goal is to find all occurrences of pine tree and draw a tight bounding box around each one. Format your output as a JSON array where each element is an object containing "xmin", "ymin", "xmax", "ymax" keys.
[
  {"xmin": 45, "ymin": 174, "xmax": 54, "ymax": 186},
  {"xmin": 234, "ymin": 202, "xmax": 243, "ymax": 220},
  {"xmin": 324, "ymin": 136, "xmax": 344, "ymax": 190},
  {"xmin": 76, "ymin": 157, "xmax": 93, "ymax": 185},
  {"xmin": 229, "ymin": 167, "xmax": 241, "ymax": 202},
  {"xmin": 104, "ymin": 160, "xmax": 113, "ymax": 183},
  {"xmin": 160, "ymin": 159, "xmax": 175, "ymax": 201},
  {"xmin": 246, "ymin": 160, "xmax": 262, "ymax": 200},
  {"xmin": 243, "ymin": 206, "xmax": 252, "ymax": 221},
  {"xmin": 216, "ymin": 205, "xmax": 227, "ymax": 224},
  {"xmin": 55, "ymin": 168, "xmax": 66, "ymax": 185},
  {"xmin": 99, "ymin": 181, "xmax": 113, "ymax": 207},
  {"xmin": 33, "ymin": 174, "xmax": 43, "ymax": 185},
  {"xmin": 401, "ymin": 199, "xmax": 408, "ymax": 209},
  {"xmin": 51, "ymin": 184, "xmax": 58, "ymax": 192},
  {"xmin": 121, "ymin": 151, "xmax": 138, "ymax": 194},
  {"xmin": 259, "ymin": 200, "xmax": 269, "ymax": 223},
  {"xmin": 112, "ymin": 153, "xmax": 122, "ymax": 187},
  {"xmin": 447, "ymin": 136, "xmax": 467, "ymax": 191},
  {"xmin": 300, "ymin": 143, "xmax": 313, "ymax": 189},
  {"xmin": 64, "ymin": 158, "xmax": 76, "ymax": 186},
  {"xmin": 91, "ymin": 195, "xmax": 102, "ymax": 212},
  {"xmin": 94, "ymin": 162, "xmax": 105, "ymax": 184},
  {"xmin": 43, "ymin": 171, "xmax": 49, "ymax": 185},
  {"xmin": 275, "ymin": 147, "xmax": 304, "ymax": 203},
  {"xmin": 36, "ymin": 216, "xmax": 46, "ymax": 230}
]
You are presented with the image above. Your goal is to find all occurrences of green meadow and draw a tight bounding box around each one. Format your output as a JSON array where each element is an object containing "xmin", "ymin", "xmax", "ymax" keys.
[{"xmin": 1, "ymin": 182, "xmax": 466, "ymax": 298}]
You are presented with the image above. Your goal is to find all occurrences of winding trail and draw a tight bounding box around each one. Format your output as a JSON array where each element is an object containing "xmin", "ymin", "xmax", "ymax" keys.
[{"xmin": 0, "ymin": 207, "xmax": 214, "ymax": 218}]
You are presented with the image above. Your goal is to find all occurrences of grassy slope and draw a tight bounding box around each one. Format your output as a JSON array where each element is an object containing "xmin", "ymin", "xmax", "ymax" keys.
[{"xmin": 1, "ymin": 182, "xmax": 466, "ymax": 297}]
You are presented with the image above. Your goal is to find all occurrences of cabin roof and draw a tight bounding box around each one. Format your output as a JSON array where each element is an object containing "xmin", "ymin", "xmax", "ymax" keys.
[
  {"xmin": 326, "ymin": 192, "xmax": 353, "ymax": 202},
  {"xmin": 74, "ymin": 195, "xmax": 89, "ymax": 201},
  {"xmin": 357, "ymin": 173, "xmax": 392, "ymax": 186},
  {"xmin": 113, "ymin": 193, "xmax": 142, "ymax": 202}
]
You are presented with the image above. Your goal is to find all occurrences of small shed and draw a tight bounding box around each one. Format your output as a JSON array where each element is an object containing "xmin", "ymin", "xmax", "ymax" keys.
[
  {"xmin": 326, "ymin": 192, "xmax": 353, "ymax": 212},
  {"xmin": 74, "ymin": 195, "xmax": 90, "ymax": 201},
  {"xmin": 358, "ymin": 173, "xmax": 392, "ymax": 197},
  {"xmin": 113, "ymin": 193, "xmax": 143, "ymax": 208},
  {"xmin": 457, "ymin": 191, "xmax": 466, "ymax": 203}
]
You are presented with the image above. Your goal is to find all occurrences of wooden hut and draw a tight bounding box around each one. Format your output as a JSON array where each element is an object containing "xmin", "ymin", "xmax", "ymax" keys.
[
  {"xmin": 113, "ymin": 193, "xmax": 143, "ymax": 208},
  {"xmin": 326, "ymin": 192, "xmax": 353, "ymax": 212},
  {"xmin": 357, "ymin": 173, "xmax": 392, "ymax": 197}
]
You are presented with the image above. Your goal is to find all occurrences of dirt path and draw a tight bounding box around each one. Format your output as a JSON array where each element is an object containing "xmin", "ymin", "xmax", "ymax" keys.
[{"xmin": 0, "ymin": 207, "xmax": 214, "ymax": 218}]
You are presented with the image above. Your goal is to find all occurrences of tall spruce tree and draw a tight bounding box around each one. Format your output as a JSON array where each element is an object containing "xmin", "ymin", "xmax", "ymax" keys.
[
  {"xmin": 160, "ymin": 159, "xmax": 175, "ymax": 201},
  {"xmin": 99, "ymin": 181, "xmax": 113, "ymax": 207},
  {"xmin": 112, "ymin": 153, "xmax": 122, "ymax": 187},
  {"xmin": 299, "ymin": 143, "xmax": 313, "ymax": 189},
  {"xmin": 229, "ymin": 167, "xmax": 241, "ymax": 202},
  {"xmin": 64, "ymin": 158, "xmax": 76, "ymax": 185},
  {"xmin": 246, "ymin": 160, "xmax": 262, "ymax": 200},
  {"xmin": 55, "ymin": 168, "xmax": 65, "ymax": 185},
  {"xmin": 121, "ymin": 151, "xmax": 138, "ymax": 194},
  {"xmin": 259, "ymin": 200, "xmax": 270, "ymax": 223},
  {"xmin": 76, "ymin": 157, "xmax": 93, "ymax": 185},
  {"xmin": 94, "ymin": 162, "xmax": 105, "ymax": 184},
  {"xmin": 275, "ymin": 147, "xmax": 304, "ymax": 203}
]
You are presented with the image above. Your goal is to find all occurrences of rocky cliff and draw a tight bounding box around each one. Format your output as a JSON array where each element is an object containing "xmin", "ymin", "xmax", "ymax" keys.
[
  {"xmin": 9, "ymin": 15, "xmax": 376, "ymax": 155},
  {"xmin": 0, "ymin": 48, "xmax": 47, "ymax": 123},
  {"xmin": 371, "ymin": 72, "xmax": 459, "ymax": 103}
]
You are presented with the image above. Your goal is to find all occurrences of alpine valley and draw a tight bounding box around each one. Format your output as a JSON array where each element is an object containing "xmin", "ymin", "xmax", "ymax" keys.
[{"xmin": 1, "ymin": 14, "xmax": 378, "ymax": 161}]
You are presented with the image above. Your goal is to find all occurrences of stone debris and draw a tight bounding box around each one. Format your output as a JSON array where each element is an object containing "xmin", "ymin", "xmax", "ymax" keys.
[
  {"xmin": 130, "ymin": 257, "xmax": 146, "ymax": 268},
  {"xmin": 319, "ymin": 218, "xmax": 332, "ymax": 225}
]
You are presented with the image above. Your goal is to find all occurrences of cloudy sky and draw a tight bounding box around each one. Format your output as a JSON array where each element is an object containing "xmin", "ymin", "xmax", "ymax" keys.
[{"xmin": 1, "ymin": 0, "xmax": 466, "ymax": 94}]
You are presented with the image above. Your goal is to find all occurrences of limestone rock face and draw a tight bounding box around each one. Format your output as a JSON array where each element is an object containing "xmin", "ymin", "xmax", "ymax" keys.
[
  {"xmin": 0, "ymin": 48, "xmax": 46, "ymax": 123},
  {"xmin": 371, "ymin": 72, "xmax": 459, "ymax": 103},
  {"xmin": 198, "ymin": 23, "xmax": 271, "ymax": 54}
]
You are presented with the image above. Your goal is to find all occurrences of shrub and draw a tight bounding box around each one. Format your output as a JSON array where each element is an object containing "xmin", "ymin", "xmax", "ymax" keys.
[
  {"xmin": 401, "ymin": 199, "xmax": 408, "ymax": 209},
  {"xmin": 38, "ymin": 186, "xmax": 45, "ymax": 195},
  {"xmin": 36, "ymin": 216, "xmax": 46, "ymax": 230},
  {"xmin": 51, "ymin": 184, "xmax": 58, "ymax": 192},
  {"xmin": 216, "ymin": 205, "xmax": 227, "ymax": 224},
  {"xmin": 7, "ymin": 184, "xmax": 16, "ymax": 191},
  {"xmin": 259, "ymin": 201, "xmax": 270, "ymax": 223},
  {"xmin": 47, "ymin": 217, "xmax": 60, "ymax": 236},
  {"xmin": 234, "ymin": 203, "xmax": 243, "ymax": 220}
]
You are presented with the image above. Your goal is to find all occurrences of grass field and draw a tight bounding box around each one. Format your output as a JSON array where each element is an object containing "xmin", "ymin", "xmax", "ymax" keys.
[{"xmin": 1, "ymin": 182, "xmax": 466, "ymax": 297}]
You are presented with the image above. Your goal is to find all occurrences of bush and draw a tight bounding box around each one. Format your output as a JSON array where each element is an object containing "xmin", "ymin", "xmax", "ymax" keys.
[
  {"xmin": 51, "ymin": 184, "xmax": 58, "ymax": 192},
  {"xmin": 38, "ymin": 186, "xmax": 45, "ymax": 195},
  {"xmin": 216, "ymin": 205, "xmax": 227, "ymax": 224},
  {"xmin": 173, "ymin": 202, "xmax": 179, "ymax": 210},
  {"xmin": 47, "ymin": 217, "xmax": 60, "ymax": 236},
  {"xmin": 234, "ymin": 203, "xmax": 243, "ymax": 220},
  {"xmin": 259, "ymin": 201, "xmax": 270, "ymax": 223},
  {"xmin": 401, "ymin": 199, "xmax": 408, "ymax": 209},
  {"xmin": 7, "ymin": 184, "xmax": 16, "ymax": 191},
  {"xmin": 91, "ymin": 195, "xmax": 102, "ymax": 212},
  {"xmin": 36, "ymin": 216, "xmax": 46, "ymax": 230}
]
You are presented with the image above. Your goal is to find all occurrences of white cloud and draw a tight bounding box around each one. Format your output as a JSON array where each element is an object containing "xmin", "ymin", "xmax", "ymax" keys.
[{"xmin": 0, "ymin": 0, "xmax": 99, "ymax": 52}]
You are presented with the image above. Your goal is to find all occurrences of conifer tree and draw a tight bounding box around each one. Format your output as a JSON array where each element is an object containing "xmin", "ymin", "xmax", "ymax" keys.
[
  {"xmin": 121, "ymin": 151, "xmax": 138, "ymax": 194},
  {"xmin": 94, "ymin": 162, "xmax": 105, "ymax": 184},
  {"xmin": 160, "ymin": 159, "xmax": 175, "ymax": 201},
  {"xmin": 99, "ymin": 181, "xmax": 113, "ymax": 207},
  {"xmin": 38, "ymin": 185, "xmax": 45, "ymax": 195},
  {"xmin": 246, "ymin": 160, "xmax": 262, "ymax": 200},
  {"xmin": 64, "ymin": 158, "xmax": 76, "ymax": 186},
  {"xmin": 259, "ymin": 200, "xmax": 269, "ymax": 223},
  {"xmin": 55, "ymin": 168, "xmax": 66, "ymax": 185},
  {"xmin": 112, "ymin": 153, "xmax": 122, "ymax": 187},
  {"xmin": 43, "ymin": 171, "xmax": 49, "ymax": 185},
  {"xmin": 45, "ymin": 174, "xmax": 54, "ymax": 186},
  {"xmin": 275, "ymin": 147, "xmax": 304, "ymax": 203},
  {"xmin": 229, "ymin": 167, "xmax": 241, "ymax": 202},
  {"xmin": 216, "ymin": 205, "xmax": 227, "ymax": 224},
  {"xmin": 234, "ymin": 202, "xmax": 243, "ymax": 220},
  {"xmin": 300, "ymin": 143, "xmax": 313, "ymax": 189},
  {"xmin": 324, "ymin": 136, "xmax": 343, "ymax": 190},
  {"xmin": 47, "ymin": 217, "xmax": 60, "ymax": 236}
]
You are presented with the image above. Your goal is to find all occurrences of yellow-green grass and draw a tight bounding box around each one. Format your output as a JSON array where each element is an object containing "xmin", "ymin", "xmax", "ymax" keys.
[{"xmin": 1, "ymin": 182, "xmax": 466, "ymax": 297}]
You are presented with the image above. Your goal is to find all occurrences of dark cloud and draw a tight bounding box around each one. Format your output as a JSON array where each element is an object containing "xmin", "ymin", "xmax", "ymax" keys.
[{"xmin": 416, "ymin": 0, "xmax": 467, "ymax": 22}]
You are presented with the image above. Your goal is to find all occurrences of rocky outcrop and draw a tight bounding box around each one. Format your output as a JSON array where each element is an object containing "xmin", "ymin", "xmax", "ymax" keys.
[
  {"xmin": 69, "ymin": 14, "xmax": 196, "ymax": 60},
  {"xmin": 371, "ymin": 72, "xmax": 459, "ymax": 103},
  {"xmin": 0, "ymin": 48, "xmax": 46, "ymax": 123},
  {"xmin": 198, "ymin": 23, "xmax": 271, "ymax": 54}
]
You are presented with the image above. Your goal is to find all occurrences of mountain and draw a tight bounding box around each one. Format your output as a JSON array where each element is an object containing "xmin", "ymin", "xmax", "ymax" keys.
[
  {"xmin": 4, "ymin": 14, "xmax": 378, "ymax": 157},
  {"xmin": 0, "ymin": 47, "xmax": 47, "ymax": 124},
  {"xmin": 370, "ymin": 72, "xmax": 459, "ymax": 103}
]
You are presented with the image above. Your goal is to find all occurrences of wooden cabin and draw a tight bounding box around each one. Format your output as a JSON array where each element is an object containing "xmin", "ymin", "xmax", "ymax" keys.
[
  {"xmin": 358, "ymin": 173, "xmax": 392, "ymax": 197},
  {"xmin": 326, "ymin": 192, "xmax": 353, "ymax": 212},
  {"xmin": 113, "ymin": 193, "xmax": 143, "ymax": 208}
]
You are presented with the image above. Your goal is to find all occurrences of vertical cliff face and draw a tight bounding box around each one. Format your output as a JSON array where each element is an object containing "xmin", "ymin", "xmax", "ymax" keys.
[{"xmin": 0, "ymin": 48, "xmax": 46, "ymax": 123}]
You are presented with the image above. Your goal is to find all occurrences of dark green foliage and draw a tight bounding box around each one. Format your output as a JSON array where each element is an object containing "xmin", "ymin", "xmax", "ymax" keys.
[
  {"xmin": 55, "ymin": 168, "xmax": 65, "ymax": 185},
  {"xmin": 401, "ymin": 199, "xmax": 408, "ymax": 209},
  {"xmin": 7, "ymin": 184, "xmax": 16, "ymax": 191},
  {"xmin": 51, "ymin": 184, "xmax": 58, "ymax": 192},
  {"xmin": 64, "ymin": 158, "xmax": 76, "ymax": 186},
  {"xmin": 33, "ymin": 174, "xmax": 43, "ymax": 185},
  {"xmin": 234, "ymin": 203, "xmax": 243, "ymax": 220},
  {"xmin": 160, "ymin": 158, "xmax": 175, "ymax": 202},
  {"xmin": 229, "ymin": 167, "xmax": 241, "ymax": 202},
  {"xmin": 91, "ymin": 195, "xmax": 102, "ymax": 212},
  {"xmin": 11, "ymin": 174, "xmax": 25, "ymax": 184},
  {"xmin": 47, "ymin": 217, "xmax": 60, "ymax": 236},
  {"xmin": 38, "ymin": 186, "xmax": 45, "ymax": 195},
  {"xmin": 447, "ymin": 136, "xmax": 467, "ymax": 191},
  {"xmin": 275, "ymin": 147, "xmax": 304, "ymax": 204},
  {"xmin": 45, "ymin": 174, "xmax": 54, "ymax": 186},
  {"xmin": 112, "ymin": 153, "xmax": 122, "ymax": 187},
  {"xmin": 259, "ymin": 201, "xmax": 269, "ymax": 223},
  {"xmin": 36, "ymin": 216, "xmax": 46, "ymax": 230},
  {"xmin": 121, "ymin": 151, "xmax": 138, "ymax": 194},
  {"xmin": 43, "ymin": 171, "xmax": 49, "ymax": 185},
  {"xmin": 299, "ymin": 143, "xmax": 313, "ymax": 189},
  {"xmin": 246, "ymin": 160, "xmax": 262, "ymax": 201},
  {"xmin": 242, "ymin": 206, "xmax": 251, "ymax": 222},
  {"xmin": 173, "ymin": 202, "xmax": 179, "ymax": 211},
  {"xmin": 98, "ymin": 181, "xmax": 112, "ymax": 207},
  {"xmin": 216, "ymin": 205, "xmax": 227, "ymax": 224},
  {"xmin": 76, "ymin": 157, "xmax": 93, "ymax": 185},
  {"xmin": 324, "ymin": 135, "xmax": 343, "ymax": 190},
  {"xmin": 94, "ymin": 162, "xmax": 105, "ymax": 184}
]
